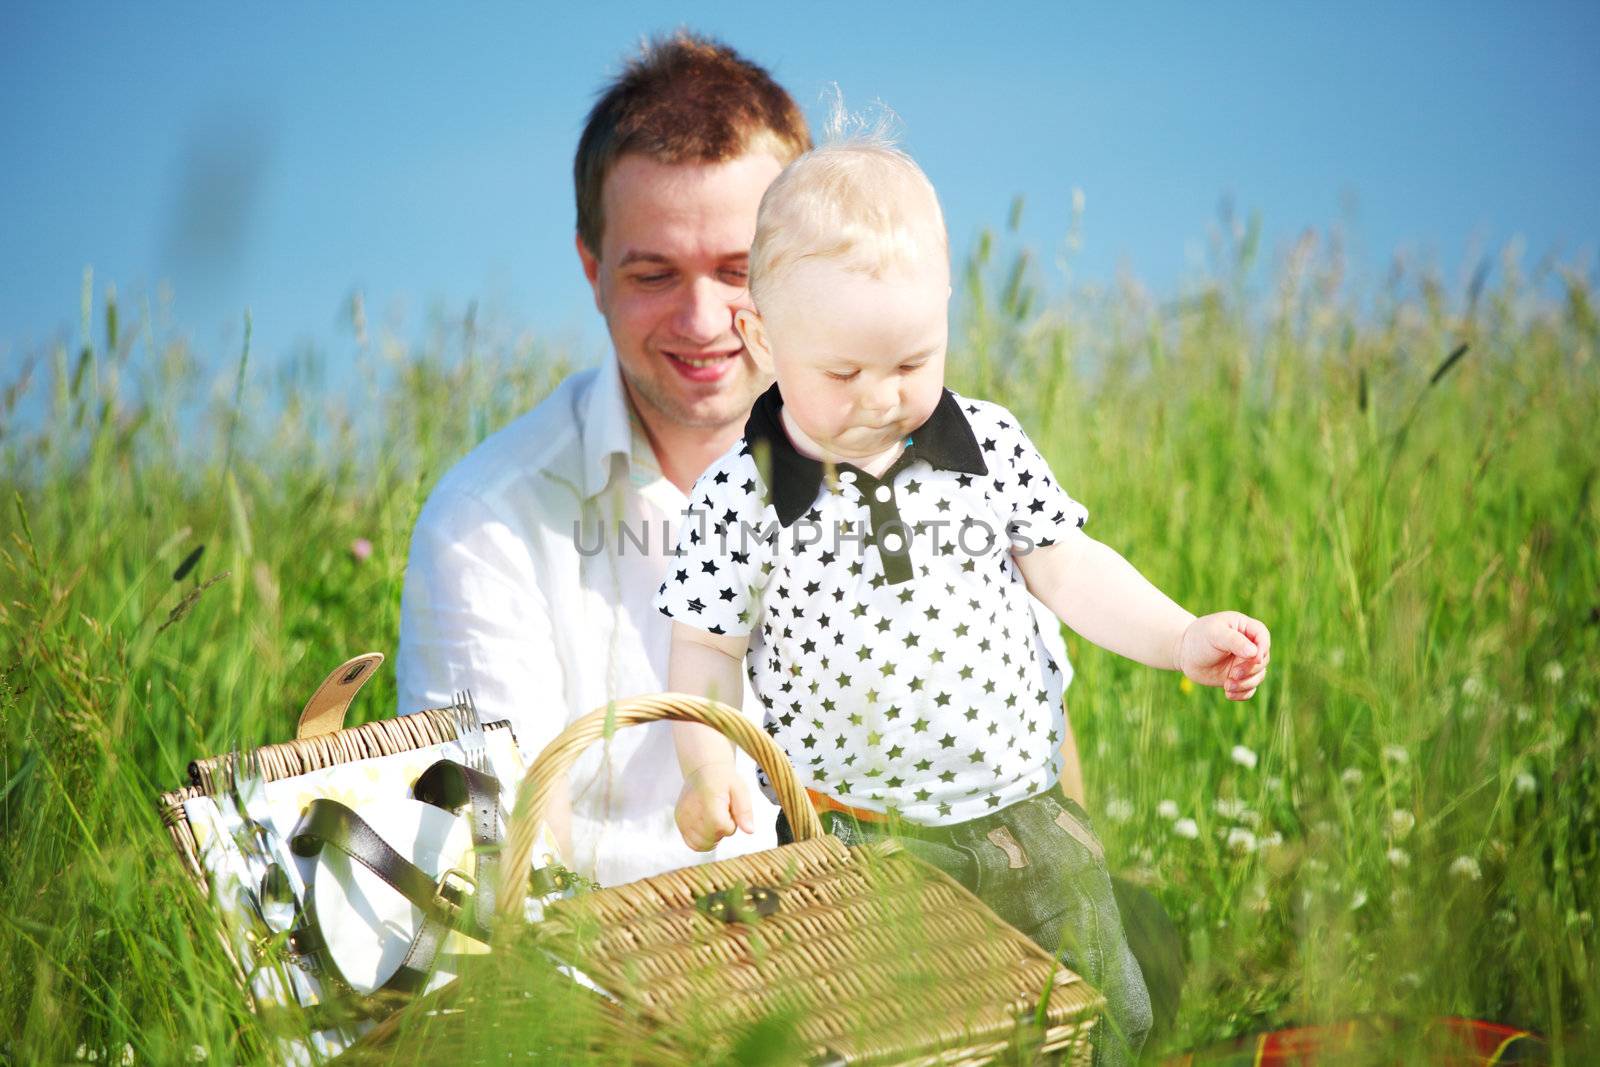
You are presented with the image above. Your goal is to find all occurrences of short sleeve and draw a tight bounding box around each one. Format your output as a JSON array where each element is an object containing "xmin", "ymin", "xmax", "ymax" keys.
[
  {"xmin": 982, "ymin": 404, "xmax": 1088, "ymax": 549},
  {"xmin": 653, "ymin": 445, "xmax": 775, "ymax": 637}
]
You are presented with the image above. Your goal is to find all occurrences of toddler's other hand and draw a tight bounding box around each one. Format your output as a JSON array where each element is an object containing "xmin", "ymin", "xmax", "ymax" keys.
[
  {"xmin": 675, "ymin": 762, "xmax": 755, "ymax": 851},
  {"xmin": 1177, "ymin": 612, "xmax": 1271, "ymax": 701}
]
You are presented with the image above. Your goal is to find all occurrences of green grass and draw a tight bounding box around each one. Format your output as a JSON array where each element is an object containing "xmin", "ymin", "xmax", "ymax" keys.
[{"xmin": 2, "ymin": 229, "xmax": 1597, "ymax": 1063}]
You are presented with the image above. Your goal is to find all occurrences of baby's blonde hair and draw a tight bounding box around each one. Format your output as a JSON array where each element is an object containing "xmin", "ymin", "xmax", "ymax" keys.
[{"xmin": 748, "ymin": 114, "xmax": 948, "ymax": 310}]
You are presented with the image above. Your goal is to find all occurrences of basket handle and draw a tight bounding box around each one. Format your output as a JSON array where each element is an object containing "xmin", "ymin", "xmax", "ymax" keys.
[
  {"xmin": 296, "ymin": 652, "xmax": 385, "ymax": 739},
  {"xmin": 496, "ymin": 693, "xmax": 824, "ymax": 922}
]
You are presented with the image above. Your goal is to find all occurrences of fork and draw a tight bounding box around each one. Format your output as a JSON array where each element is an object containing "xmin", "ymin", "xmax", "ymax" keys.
[{"xmin": 453, "ymin": 689, "xmax": 489, "ymax": 776}]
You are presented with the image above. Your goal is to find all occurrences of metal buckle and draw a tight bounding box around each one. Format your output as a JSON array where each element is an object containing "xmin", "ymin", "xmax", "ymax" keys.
[
  {"xmin": 432, "ymin": 866, "xmax": 476, "ymax": 920},
  {"xmin": 696, "ymin": 883, "xmax": 781, "ymax": 924}
]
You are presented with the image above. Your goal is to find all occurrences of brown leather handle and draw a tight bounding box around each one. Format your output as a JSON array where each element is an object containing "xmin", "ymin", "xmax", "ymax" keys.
[
  {"xmin": 295, "ymin": 652, "xmax": 385, "ymax": 739},
  {"xmin": 496, "ymin": 693, "xmax": 824, "ymax": 923}
]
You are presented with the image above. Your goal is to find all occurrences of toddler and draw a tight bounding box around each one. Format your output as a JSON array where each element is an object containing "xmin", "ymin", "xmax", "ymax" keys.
[{"xmin": 653, "ymin": 134, "xmax": 1269, "ymax": 1063}]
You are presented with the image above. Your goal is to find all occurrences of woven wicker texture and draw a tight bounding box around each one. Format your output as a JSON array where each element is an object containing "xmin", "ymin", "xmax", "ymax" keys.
[
  {"xmin": 532, "ymin": 833, "xmax": 1102, "ymax": 1064},
  {"xmin": 487, "ymin": 694, "xmax": 1103, "ymax": 1066},
  {"xmin": 157, "ymin": 695, "xmax": 1105, "ymax": 1064}
]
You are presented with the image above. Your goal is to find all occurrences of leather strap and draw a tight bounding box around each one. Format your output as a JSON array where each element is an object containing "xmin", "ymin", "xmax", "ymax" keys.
[
  {"xmin": 413, "ymin": 760, "xmax": 500, "ymax": 928},
  {"xmin": 290, "ymin": 798, "xmax": 478, "ymax": 932},
  {"xmin": 295, "ymin": 652, "xmax": 384, "ymax": 740},
  {"xmin": 287, "ymin": 759, "xmax": 503, "ymax": 1017}
]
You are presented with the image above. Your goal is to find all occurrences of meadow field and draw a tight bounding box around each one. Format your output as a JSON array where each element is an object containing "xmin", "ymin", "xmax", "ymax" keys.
[{"xmin": 2, "ymin": 220, "xmax": 1597, "ymax": 1063}]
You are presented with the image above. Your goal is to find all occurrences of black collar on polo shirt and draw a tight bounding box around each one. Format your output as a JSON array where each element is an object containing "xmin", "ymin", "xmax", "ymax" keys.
[{"xmin": 742, "ymin": 383, "xmax": 989, "ymax": 527}]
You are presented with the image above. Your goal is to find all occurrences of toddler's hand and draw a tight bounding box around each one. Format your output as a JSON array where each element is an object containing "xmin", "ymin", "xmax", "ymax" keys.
[
  {"xmin": 675, "ymin": 762, "xmax": 756, "ymax": 852},
  {"xmin": 1177, "ymin": 612, "xmax": 1271, "ymax": 701}
]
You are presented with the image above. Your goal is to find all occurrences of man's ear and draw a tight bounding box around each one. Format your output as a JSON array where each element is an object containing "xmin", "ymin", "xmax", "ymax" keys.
[
  {"xmin": 735, "ymin": 308, "xmax": 774, "ymax": 374},
  {"xmin": 575, "ymin": 232, "xmax": 603, "ymax": 314}
]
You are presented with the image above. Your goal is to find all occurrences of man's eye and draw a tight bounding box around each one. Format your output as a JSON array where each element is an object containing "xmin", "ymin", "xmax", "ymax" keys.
[
  {"xmin": 721, "ymin": 269, "xmax": 749, "ymax": 284},
  {"xmin": 633, "ymin": 273, "xmax": 673, "ymax": 286},
  {"xmin": 825, "ymin": 370, "xmax": 858, "ymax": 382},
  {"xmin": 900, "ymin": 362, "xmax": 927, "ymax": 373}
]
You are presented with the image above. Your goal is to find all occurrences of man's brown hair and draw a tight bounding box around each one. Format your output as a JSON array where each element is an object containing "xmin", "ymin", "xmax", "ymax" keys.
[{"xmin": 575, "ymin": 30, "xmax": 811, "ymax": 255}]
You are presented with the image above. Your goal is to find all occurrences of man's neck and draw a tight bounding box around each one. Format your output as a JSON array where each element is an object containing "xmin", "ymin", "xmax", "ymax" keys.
[{"xmin": 627, "ymin": 395, "xmax": 743, "ymax": 495}]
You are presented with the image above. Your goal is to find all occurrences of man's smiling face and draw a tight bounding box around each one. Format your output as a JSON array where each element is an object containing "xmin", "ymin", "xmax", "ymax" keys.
[{"xmin": 579, "ymin": 151, "xmax": 783, "ymax": 433}]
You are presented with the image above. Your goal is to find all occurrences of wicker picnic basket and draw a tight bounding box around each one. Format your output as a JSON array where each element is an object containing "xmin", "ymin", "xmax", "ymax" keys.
[
  {"xmin": 345, "ymin": 693, "xmax": 1107, "ymax": 1065},
  {"xmin": 156, "ymin": 653, "xmax": 538, "ymax": 1062},
  {"xmin": 158, "ymin": 707, "xmax": 512, "ymax": 906}
]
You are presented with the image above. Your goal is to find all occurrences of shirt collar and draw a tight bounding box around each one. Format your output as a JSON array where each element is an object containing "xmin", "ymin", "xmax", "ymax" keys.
[
  {"xmin": 742, "ymin": 383, "xmax": 988, "ymax": 526},
  {"xmin": 580, "ymin": 352, "xmax": 658, "ymax": 500}
]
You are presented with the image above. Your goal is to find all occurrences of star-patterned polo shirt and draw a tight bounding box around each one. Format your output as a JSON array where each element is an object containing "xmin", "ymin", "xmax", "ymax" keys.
[{"xmin": 654, "ymin": 383, "xmax": 1089, "ymax": 825}]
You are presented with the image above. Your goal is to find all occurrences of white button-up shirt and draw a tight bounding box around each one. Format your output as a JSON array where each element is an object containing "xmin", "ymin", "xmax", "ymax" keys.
[{"xmin": 396, "ymin": 355, "xmax": 778, "ymax": 886}]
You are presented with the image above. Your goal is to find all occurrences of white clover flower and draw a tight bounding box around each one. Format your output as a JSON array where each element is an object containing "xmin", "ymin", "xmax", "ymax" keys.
[
  {"xmin": 1260, "ymin": 831, "xmax": 1284, "ymax": 850},
  {"xmin": 1386, "ymin": 847, "xmax": 1411, "ymax": 869},
  {"xmin": 1103, "ymin": 797, "xmax": 1134, "ymax": 823},
  {"xmin": 1382, "ymin": 744, "xmax": 1409, "ymax": 766},
  {"xmin": 1226, "ymin": 827, "xmax": 1258, "ymax": 854},
  {"xmin": 1493, "ymin": 909, "xmax": 1516, "ymax": 926},
  {"xmin": 1349, "ymin": 887, "xmax": 1369, "ymax": 911},
  {"xmin": 1157, "ymin": 799, "xmax": 1180, "ymax": 820},
  {"xmin": 1161, "ymin": 725, "xmax": 1181, "ymax": 747},
  {"xmin": 1514, "ymin": 771, "xmax": 1537, "ymax": 796},
  {"xmin": 1214, "ymin": 797, "xmax": 1247, "ymax": 819},
  {"xmin": 1329, "ymin": 646, "xmax": 1347, "ymax": 668},
  {"xmin": 1389, "ymin": 809, "xmax": 1416, "ymax": 839},
  {"xmin": 1341, "ymin": 766, "xmax": 1364, "ymax": 787},
  {"xmin": 1515, "ymin": 704, "xmax": 1535, "ymax": 725},
  {"xmin": 1543, "ymin": 661, "xmax": 1565, "ymax": 685},
  {"xmin": 1230, "ymin": 744, "xmax": 1258, "ymax": 770},
  {"xmin": 1265, "ymin": 775, "xmax": 1284, "ymax": 794},
  {"xmin": 1173, "ymin": 817, "xmax": 1200, "ymax": 839},
  {"xmin": 190, "ymin": 1047, "xmax": 210, "ymax": 1064},
  {"xmin": 1450, "ymin": 855, "xmax": 1482, "ymax": 881},
  {"xmin": 120, "ymin": 1046, "xmax": 134, "ymax": 1067},
  {"xmin": 1462, "ymin": 675, "xmax": 1485, "ymax": 699}
]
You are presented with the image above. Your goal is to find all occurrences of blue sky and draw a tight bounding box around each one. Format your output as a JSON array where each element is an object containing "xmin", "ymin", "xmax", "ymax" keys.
[{"xmin": 2, "ymin": 2, "xmax": 1597, "ymax": 376}]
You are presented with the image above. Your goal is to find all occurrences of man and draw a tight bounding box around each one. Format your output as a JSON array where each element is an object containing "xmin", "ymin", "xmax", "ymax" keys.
[
  {"xmin": 397, "ymin": 33, "xmax": 809, "ymax": 886},
  {"xmin": 396, "ymin": 30, "xmax": 1090, "ymax": 886}
]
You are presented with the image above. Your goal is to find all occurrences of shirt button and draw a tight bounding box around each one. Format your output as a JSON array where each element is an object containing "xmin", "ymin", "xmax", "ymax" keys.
[{"xmin": 874, "ymin": 485, "xmax": 892, "ymax": 503}]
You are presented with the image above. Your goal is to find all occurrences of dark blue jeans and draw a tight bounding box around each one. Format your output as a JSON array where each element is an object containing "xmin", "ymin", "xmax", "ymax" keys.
[{"xmin": 780, "ymin": 791, "xmax": 1153, "ymax": 1066}]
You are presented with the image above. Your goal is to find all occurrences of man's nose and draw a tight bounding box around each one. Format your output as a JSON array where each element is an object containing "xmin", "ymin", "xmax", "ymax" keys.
[{"xmin": 671, "ymin": 276, "xmax": 733, "ymax": 345}]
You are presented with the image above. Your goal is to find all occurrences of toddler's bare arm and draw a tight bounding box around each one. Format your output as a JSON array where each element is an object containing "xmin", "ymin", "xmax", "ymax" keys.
[
  {"xmin": 1016, "ymin": 531, "xmax": 1194, "ymax": 669},
  {"xmin": 667, "ymin": 622, "xmax": 758, "ymax": 849},
  {"xmin": 1016, "ymin": 531, "xmax": 1270, "ymax": 701}
]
